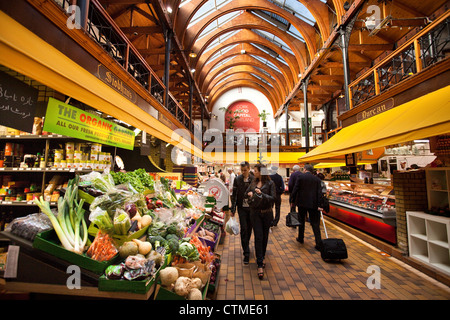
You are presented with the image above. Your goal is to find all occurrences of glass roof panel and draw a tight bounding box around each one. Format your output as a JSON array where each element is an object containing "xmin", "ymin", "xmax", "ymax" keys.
[
  {"xmin": 209, "ymin": 55, "xmax": 237, "ymax": 73},
  {"xmin": 250, "ymin": 73, "xmax": 273, "ymax": 87},
  {"xmin": 197, "ymin": 11, "xmax": 243, "ymax": 40},
  {"xmin": 208, "ymin": 44, "xmax": 239, "ymax": 62},
  {"xmin": 252, "ymin": 29, "xmax": 294, "ymax": 55},
  {"xmin": 188, "ymin": 0, "xmax": 234, "ymax": 28},
  {"xmin": 251, "ymin": 43, "xmax": 289, "ymax": 66},
  {"xmin": 269, "ymin": 0, "xmax": 315, "ymax": 25},
  {"xmin": 203, "ymin": 29, "xmax": 240, "ymax": 54},
  {"xmin": 250, "ymin": 54, "xmax": 282, "ymax": 74}
]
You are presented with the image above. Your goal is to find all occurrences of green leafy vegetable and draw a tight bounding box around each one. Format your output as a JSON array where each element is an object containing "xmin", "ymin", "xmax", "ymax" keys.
[{"xmin": 176, "ymin": 242, "xmax": 199, "ymax": 261}]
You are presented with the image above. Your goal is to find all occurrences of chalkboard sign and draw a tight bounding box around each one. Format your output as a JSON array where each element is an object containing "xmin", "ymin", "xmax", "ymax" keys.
[{"xmin": 0, "ymin": 70, "xmax": 38, "ymax": 133}]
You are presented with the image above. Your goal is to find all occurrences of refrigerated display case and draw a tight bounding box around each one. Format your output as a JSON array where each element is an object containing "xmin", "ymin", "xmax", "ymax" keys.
[{"xmin": 324, "ymin": 181, "xmax": 397, "ymax": 244}]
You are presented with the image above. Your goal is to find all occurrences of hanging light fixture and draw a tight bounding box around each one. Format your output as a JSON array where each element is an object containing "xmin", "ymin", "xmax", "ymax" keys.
[{"xmin": 240, "ymin": 43, "xmax": 246, "ymax": 54}]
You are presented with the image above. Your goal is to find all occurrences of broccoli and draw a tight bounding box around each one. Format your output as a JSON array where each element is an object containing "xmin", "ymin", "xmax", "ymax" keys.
[
  {"xmin": 166, "ymin": 222, "xmax": 180, "ymax": 236},
  {"xmin": 165, "ymin": 234, "xmax": 179, "ymax": 241},
  {"xmin": 165, "ymin": 238, "xmax": 179, "ymax": 253},
  {"xmin": 147, "ymin": 221, "xmax": 168, "ymax": 238},
  {"xmin": 148, "ymin": 235, "xmax": 167, "ymax": 248}
]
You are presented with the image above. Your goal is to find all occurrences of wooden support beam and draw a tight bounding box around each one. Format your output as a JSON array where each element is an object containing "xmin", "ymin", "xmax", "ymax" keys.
[
  {"xmin": 120, "ymin": 26, "xmax": 162, "ymax": 35},
  {"xmin": 348, "ymin": 44, "xmax": 393, "ymax": 51}
]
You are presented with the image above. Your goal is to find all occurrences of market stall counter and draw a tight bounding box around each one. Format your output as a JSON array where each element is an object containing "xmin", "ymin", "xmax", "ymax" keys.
[
  {"xmin": 325, "ymin": 180, "xmax": 397, "ymax": 244},
  {"xmin": 0, "ymin": 169, "xmax": 224, "ymax": 300}
]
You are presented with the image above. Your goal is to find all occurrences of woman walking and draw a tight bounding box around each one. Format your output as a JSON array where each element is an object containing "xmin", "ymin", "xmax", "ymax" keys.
[{"xmin": 246, "ymin": 163, "xmax": 276, "ymax": 279}]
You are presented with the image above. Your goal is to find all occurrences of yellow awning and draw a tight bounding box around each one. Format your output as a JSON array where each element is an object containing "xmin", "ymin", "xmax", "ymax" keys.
[
  {"xmin": 300, "ymin": 85, "xmax": 450, "ymax": 163},
  {"xmin": 314, "ymin": 161, "xmax": 377, "ymax": 169},
  {"xmin": 0, "ymin": 11, "xmax": 208, "ymax": 161},
  {"xmin": 204, "ymin": 151, "xmax": 306, "ymax": 164}
]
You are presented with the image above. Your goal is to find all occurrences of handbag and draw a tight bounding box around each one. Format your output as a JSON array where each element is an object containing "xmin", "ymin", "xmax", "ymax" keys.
[
  {"xmin": 286, "ymin": 211, "xmax": 301, "ymax": 227},
  {"xmin": 248, "ymin": 192, "xmax": 264, "ymax": 209}
]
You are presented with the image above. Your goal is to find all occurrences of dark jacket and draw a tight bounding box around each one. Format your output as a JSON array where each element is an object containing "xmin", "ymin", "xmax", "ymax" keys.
[
  {"xmin": 288, "ymin": 171, "xmax": 302, "ymax": 193},
  {"xmin": 290, "ymin": 172, "xmax": 323, "ymax": 210},
  {"xmin": 230, "ymin": 174, "xmax": 254, "ymax": 213},
  {"xmin": 270, "ymin": 173, "xmax": 285, "ymax": 194},
  {"xmin": 245, "ymin": 179, "xmax": 276, "ymax": 213}
]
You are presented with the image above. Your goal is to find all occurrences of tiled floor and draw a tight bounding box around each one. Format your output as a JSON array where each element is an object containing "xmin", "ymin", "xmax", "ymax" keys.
[{"xmin": 215, "ymin": 195, "xmax": 450, "ymax": 300}]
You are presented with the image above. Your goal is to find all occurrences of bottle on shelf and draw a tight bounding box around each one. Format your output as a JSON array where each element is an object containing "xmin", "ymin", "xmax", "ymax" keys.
[
  {"xmin": 34, "ymin": 152, "xmax": 41, "ymax": 168},
  {"xmin": 39, "ymin": 154, "xmax": 46, "ymax": 169}
]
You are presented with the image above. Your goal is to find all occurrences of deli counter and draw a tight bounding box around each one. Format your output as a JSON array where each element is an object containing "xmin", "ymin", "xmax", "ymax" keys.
[{"xmin": 324, "ymin": 180, "xmax": 397, "ymax": 244}]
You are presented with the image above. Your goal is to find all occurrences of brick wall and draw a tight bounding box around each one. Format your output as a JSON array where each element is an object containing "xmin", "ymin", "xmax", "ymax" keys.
[{"xmin": 393, "ymin": 170, "xmax": 428, "ymax": 254}]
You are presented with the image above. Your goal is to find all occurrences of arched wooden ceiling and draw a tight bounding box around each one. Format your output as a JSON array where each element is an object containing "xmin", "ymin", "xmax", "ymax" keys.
[{"xmin": 99, "ymin": 0, "xmax": 448, "ymax": 118}]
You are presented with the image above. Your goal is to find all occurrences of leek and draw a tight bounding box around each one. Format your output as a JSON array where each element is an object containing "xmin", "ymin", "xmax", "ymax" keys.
[{"xmin": 34, "ymin": 176, "xmax": 88, "ymax": 255}]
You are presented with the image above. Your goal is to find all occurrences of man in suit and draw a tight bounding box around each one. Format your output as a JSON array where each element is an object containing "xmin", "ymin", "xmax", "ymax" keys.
[
  {"xmin": 290, "ymin": 164, "xmax": 324, "ymax": 251},
  {"xmin": 230, "ymin": 161, "xmax": 254, "ymax": 264},
  {"xmin": 288, "ymin": 165, "xmax": 302, "ymax": 203},
  {"xmin": 269, "ymin": 166, "xmax": 285, "ymax": 227}
]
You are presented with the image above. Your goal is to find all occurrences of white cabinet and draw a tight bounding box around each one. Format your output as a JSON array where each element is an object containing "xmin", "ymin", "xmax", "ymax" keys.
[
  {"xmin": 425, "ymin": 168, "xmax": 450, "ymax": 215},
  {"xmin": 407, "ymin": 211, "xmax": 450, "ymax": 275}
]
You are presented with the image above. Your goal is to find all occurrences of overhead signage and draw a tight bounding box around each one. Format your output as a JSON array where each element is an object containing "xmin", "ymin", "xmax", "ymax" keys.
[
  {"xmin": 96, "ymin": 64, "xmax": 137, "ymax": 103},
  {"xmin": 0, "ymin": 70, "xmax": 38, "ymax": 132},
  {"xmin": 43, "ymin": 98, "xmax": 135, "ymax": 150},
  {"xmin": 356, "ymin": 98, "xmax": 394, "ymax": 122},
  {"xmin": 225, "ymin": 101, "xmax": 260, "ymax": 132}
]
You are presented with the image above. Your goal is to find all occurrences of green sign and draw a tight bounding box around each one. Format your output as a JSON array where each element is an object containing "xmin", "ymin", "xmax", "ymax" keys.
[{"xmin": 44, "ymin": 98, "xmax": 135, "ymax": 150}]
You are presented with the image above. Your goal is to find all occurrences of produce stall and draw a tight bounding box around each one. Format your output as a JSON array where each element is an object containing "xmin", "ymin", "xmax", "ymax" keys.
[{"xmin": 0, "ymin": 168, "xmax": 224, "ymax": 300}]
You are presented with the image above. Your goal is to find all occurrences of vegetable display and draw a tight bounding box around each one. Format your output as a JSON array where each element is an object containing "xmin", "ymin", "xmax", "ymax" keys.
[
  {"xmin": 34, "ymin": 176, "xmax": 88, "ymax": 254},
  {"xmin": 86, "ymin": 231, "xmax": 118, "ymax": 261},
  {"xmin": 27, "ymin": 166, "xmax": 223, "ymax": 298}
]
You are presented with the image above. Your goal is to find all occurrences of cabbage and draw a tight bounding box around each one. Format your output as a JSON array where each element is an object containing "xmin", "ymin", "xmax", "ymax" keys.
[{"xmin": 177, "ymin": 242, "xmax": 199, "ymax": 261}]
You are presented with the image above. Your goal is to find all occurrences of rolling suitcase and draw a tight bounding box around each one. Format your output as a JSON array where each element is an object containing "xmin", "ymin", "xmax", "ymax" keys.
[{"xmin": 320, "ymin": 211, "xmax": 348, "ymax": 261}]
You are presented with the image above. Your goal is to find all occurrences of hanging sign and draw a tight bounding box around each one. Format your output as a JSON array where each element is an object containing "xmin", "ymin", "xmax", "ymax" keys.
[
  {"xmin": 0, "ymin": 70, "xmax": 38, "ymax": 132},
  {"xmin": 43, "ymin": 98, "xmax": 135, "ymax": 150},
  {"xmin": 225, "ymin": 101, "xmax": 260, "ymax": 132}
]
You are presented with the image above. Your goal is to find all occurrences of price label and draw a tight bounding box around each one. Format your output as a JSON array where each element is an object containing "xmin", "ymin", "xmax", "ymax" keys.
[
  {"xmin": 12, "ymin": 168, "xmax": 18, "ymax": 171},
  {"xmin": 4, "ymin": 245, "xmax": 20, "ymax": 279}
]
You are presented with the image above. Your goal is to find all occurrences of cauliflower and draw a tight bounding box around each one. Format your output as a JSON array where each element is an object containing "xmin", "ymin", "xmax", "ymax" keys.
[
  {"xmin": 174, "ymin": 276, "xmax": 192, "ymax": 297},
  {"xmin": 159, "ymin": 267, "xmax": 178, "ymax": 287},
  {"xmin": 188, "ymin": 288, "xmax": 203, "ymax": 300}
]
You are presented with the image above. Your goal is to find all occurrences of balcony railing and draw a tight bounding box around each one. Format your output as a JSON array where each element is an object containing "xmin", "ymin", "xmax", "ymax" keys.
[
  {"xmin": 349, "ymin": 13, "xmax": 450, "ymax": 109},
  {"xmin": 52, "ymin": 0, "xmax": 194, "ymax": 132}
]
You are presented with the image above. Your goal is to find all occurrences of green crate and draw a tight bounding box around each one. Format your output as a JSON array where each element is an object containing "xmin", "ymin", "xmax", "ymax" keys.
[
  {"xmin": 33, "ymin": 229, "xmax": 119, "ymax": 275},
  {"xmin": 98, "ymin": 253, "xmax": 171, "ymax": 294}
]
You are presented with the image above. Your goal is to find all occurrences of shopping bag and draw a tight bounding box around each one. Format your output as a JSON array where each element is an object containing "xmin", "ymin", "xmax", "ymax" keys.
[
  {"xmin": 225, "ymin": 216, "xmax": 240, "ymax": 235},
  {"xmin": 286, "ymin": 211, "xmax": 301, "ymax": 228}
]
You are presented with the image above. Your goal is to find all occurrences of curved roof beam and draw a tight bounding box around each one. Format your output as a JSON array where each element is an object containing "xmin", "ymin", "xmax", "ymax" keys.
[
  {"xmin": 192, "ymin": 12, "xmax": 308, "ymax": 79},
  {"xmin": 199, "ymin": 54, "xmax": 288, "ymax": 98},
  {"xmin": 206, "ymin": 67, "xmax": 283, "ymax": 105},
  {"xmin": 175, "ymin": 0, "xmax": 324, "ymax": 58},
  {"xmin": 208, "ymin": 82, "xmax": 278, "ymax": 114},
  {"xmin": 202, "ymin": 62, "xmax": 286, "ymax": 106},
  {"xmin": 201, "ymin": 43, "xmax": 294, "ymax": 92},
  {"xmin": 187, "ymin": 11, "xmax": 309, "ymax": 69},
  {"xmin": 208, "ymin": 72, "xmax": 283, "ymax": 108},
  {"xmin": 195, "ymin": 29, "xmax": 299, "ymax": 81}
]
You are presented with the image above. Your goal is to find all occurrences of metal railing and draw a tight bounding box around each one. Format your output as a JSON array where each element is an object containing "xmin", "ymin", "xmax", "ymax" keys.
[
  {"xmin": 349, "ymin": 14, "xmax": 450, "ymax": 109},
  {"xmin": 52, "ymin": 0, "xmax": 193, "ymax": 132}
]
